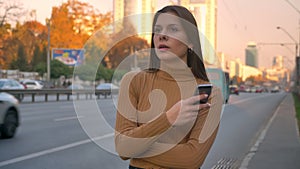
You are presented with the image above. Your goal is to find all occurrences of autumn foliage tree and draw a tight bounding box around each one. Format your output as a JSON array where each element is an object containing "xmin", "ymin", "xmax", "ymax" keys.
[
  {"xmin": 50, "ymin": 0, "xmax": 111, "ymax": 49},
  {"xmin": 0, "ymin": 0, "xmax": 112, "ymax": 80},
  {"xmin": 0, "ymin": 0, "xmax": 25, "ymax": 68},
  {"xmin": 103, "ymin": 21, "xmax": 150, "ymax": 70}
]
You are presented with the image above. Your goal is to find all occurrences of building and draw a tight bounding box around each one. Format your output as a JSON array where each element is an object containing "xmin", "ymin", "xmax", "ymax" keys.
[
  {"xmin": 188, "ymin": 0, "xmax": 217, "ymax": 65},
  {"xmin": 245, "ymin": 42, "xmax": 258, "ymax": 68},
  {"xmin": 272, "ymin": 55, "xmax": 283, "ymax": 69},
  {"xmin": 228, "ymin": 56, "xmax": 262, "ymax": 81},
  {"xmin": 113, "ymin": 0, "xmax": 156, "ymax": 41},
  {"xmin": 265, "ymin": 55, "xmax": 290, "ymax": 84}
]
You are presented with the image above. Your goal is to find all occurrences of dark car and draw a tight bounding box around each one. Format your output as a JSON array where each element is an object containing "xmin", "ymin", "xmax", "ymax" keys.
[
  {"xmin": 0, "ymin": 92, "xmax": 20, "ymax": 138},
  {"xmin": 229, "ymin": 85, "xmax": 239, "ymax": 95}
]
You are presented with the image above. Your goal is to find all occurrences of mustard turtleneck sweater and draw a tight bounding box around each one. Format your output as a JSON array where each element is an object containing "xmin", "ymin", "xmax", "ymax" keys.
[{"xmin": 115, "ymin": 63, "xmax": 223, "ymax": 169}]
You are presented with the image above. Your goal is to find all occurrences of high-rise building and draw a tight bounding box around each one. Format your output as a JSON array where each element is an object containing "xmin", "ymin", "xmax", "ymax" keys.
[
  {"xmin": 187, "ymin": 0, "xmax": 217, "ymax": 65},
  {"xmin": 112, "ymin": 0, "xmax": 217, "ymax": 59},
  {"xmin": 272, "ymin": 55, "xmax": 283, "ymax": 69},
  {"xmin": 113, "ymin": 0, "xmax": 156, "ymax": 40},
  {"xmin": 188, "ymin": 0, "xmax": 217, "ymax": 49},
  {"xmin": 245, "ymin": 42, "xmax": 258, "ymax": 68}
]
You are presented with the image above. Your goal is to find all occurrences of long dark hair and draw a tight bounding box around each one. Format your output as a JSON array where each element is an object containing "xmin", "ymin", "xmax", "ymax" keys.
[{"xmin": 148, "ymin": 5, "xmax": 209, "ymax": 82}]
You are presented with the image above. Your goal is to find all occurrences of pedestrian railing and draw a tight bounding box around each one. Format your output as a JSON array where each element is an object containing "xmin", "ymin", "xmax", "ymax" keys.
[{"xmin": 0, "ymin": 89, "xmax": 118, "ymax": 103}]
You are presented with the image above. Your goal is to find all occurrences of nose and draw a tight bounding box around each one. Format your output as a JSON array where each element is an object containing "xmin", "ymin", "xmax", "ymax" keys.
[{"xmin": 159, "ymin": 34, "xmax": 168, "ymax": 41}]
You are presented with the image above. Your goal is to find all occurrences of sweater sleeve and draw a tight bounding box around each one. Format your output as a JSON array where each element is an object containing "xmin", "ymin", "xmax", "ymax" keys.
[
  {"xmin": 142, "ymin": 87, "xmax": 223, "ymax": 169},
  {"xmin": 114, "ymin": 72, "xmax": 172, "ymax": 159}
]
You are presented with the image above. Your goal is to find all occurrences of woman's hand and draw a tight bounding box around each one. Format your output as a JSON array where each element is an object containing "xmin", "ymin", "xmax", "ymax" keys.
[{"xmin": 166, "ymin": 94, "xmax": 210, "ymax": 126}]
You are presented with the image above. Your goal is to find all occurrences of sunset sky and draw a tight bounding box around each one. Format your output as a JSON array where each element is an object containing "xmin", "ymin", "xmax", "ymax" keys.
[{"xmin": 20, "ymin": 0, "xmax": 300, "ymax": 69}]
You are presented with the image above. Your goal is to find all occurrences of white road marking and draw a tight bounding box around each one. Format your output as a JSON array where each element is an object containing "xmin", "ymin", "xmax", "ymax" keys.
[
  {"xmin": 239, "ymin": 97, "xmax": 281, "ymax": 169},
  {"xmin": 0, "ymin": 133, "xmax": 114, "ymax": 167},
  {"xmin": 54, "ymin": 116, "xmax": 84, "ymax": 122}
]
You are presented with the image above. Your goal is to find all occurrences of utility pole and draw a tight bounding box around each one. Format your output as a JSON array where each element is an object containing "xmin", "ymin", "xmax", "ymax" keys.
[{"xmin": 46, "ymin": 18, "xmax": 51, "ymax": 81}]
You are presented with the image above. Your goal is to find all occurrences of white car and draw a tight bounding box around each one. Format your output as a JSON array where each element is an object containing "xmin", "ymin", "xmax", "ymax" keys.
[
  {"xmin": 0, "ymin": 79, "xmax": 25, "ymax": 90},
  {"xmin": 0, "ymin": 92, "xmax": 20, "ymax": 138},
  {"xmin": 20, "ymin": 79, "xmax": 43, "ymax": 89},
  {"xmin": 0, "ymin": 79, "xmax": 25, "ymax": 101},
  {"xmin": 96, "ymin": 83, "xmax": 119, "ymax": 95},
  {"xmin": 67, "ymin": 84, "xmax": 84, "ymax": 90}
]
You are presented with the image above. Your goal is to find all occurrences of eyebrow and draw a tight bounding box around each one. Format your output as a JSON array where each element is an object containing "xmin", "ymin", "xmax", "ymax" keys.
[{"xmin": 154, "ymin": 24, "xmax": 180, "ymax": 27}]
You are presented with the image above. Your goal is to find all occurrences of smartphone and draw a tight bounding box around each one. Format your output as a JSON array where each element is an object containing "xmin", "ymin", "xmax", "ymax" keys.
[{"xmin": 194, "ymin": 84, "xmax": 212, "ymax": 104}]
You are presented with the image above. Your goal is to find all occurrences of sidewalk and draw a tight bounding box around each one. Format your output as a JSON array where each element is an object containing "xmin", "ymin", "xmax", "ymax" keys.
[{"xmin": 245, "ymin": 93, "xmax": 300, "ymax": 169}]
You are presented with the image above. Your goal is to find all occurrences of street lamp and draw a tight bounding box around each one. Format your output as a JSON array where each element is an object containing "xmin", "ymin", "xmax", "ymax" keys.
[
  {"xmin": 280, "ymin": 43, "xmax": 296, "ymax": 58},
  {"xmin": 277, "ymin": 26, "xmax": 300, "ymax": 87},
  {"xmin": 276, "ymin": 26, "xmax": 299, "ymax": 57},
  {"xmin": 46, "ymin": 18, "xmax": 51, "ymax": 81}
]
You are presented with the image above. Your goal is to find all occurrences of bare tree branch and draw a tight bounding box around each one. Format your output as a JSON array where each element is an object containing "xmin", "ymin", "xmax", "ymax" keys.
[{"xmin": 0, "ymin": 0, "xmax": 24, "ymax": 27}]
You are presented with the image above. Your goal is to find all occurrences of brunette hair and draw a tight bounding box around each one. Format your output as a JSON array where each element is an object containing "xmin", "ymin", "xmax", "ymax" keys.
[{"xmin": 148, "ymin": 5, "xmax": 209, "ymax": 81}]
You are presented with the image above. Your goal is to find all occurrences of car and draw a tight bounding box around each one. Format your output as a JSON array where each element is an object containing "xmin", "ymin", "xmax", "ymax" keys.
[
  {"xmin": 40, "ymin": 81, "xmax": 55, "ymax": 89},
  {"xmin": 0, "ymin": 92, "xmax": 20, "ymax": 138},
  {"xmin": 255, "ymin": 87, "xmax": 264, "ymax": 93},
  {"xmin": 0, "ymin": 79, "xmax": 25, "ymax": 90},
  {"xmin": 20, "ymin": 79, "xmax": 43, "ymax": 89},
  {"xmin": 250, "ymin": 87, "xmax": 257, "ymax": 93},
  {"xmin": 0, "ymin": 79, "xmax": 25, "ymax": 101},
  {"xmin": 96, "ymin": 83, "xmax": 119, "ymax": 95},
  {"xmin": 271, "ymin": 86, "xmax": 280, "ymax": 93},
  {"xmin": 229, "ymin": 85, "xmax": 239, "ymax": 95},
  {"xmin": 67, "ymin": 84, "xmax": 84, "ymax": 90}
]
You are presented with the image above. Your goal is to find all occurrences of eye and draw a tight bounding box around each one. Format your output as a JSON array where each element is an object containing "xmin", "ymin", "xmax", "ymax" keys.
[
  {"xmin": 169, "ymin": 25, "xmax": 179, "ymax": 33},
  {"xmin": 154, "ymin": 26, "xmax": 162, "ymax": 33}
]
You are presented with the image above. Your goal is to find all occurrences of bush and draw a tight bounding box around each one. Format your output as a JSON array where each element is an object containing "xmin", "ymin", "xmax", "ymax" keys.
[{"xmin": 292, "ymin": 93, "xmax": 300, "ymax": 135}]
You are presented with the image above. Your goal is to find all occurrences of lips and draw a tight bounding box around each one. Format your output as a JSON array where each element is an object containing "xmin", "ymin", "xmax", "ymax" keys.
[{"xmin": 158, "ymin": 44, "xmax": 170, "ymax": 49}]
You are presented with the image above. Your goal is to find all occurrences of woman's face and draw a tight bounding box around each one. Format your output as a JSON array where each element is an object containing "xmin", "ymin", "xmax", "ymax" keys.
[{"xmin": 153, "ymin": 12, "xmax": 191, "ymax": 63}]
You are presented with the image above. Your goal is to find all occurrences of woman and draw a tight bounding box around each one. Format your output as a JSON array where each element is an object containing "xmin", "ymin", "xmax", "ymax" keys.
[{"xmin": 115, "ymin": 5, "xmax": 223, "ymax": 169}]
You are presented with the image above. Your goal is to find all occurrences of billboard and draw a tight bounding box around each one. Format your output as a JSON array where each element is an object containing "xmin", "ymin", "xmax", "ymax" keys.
[{"xmin": 52, "ymin": 48, "xmax": 84, "ymax": 66}]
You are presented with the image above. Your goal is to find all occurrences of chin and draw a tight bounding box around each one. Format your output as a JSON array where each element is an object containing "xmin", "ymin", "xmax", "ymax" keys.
[{"xmin": 156, "ymin": 50, "xmax": 177, "ymax": 61}]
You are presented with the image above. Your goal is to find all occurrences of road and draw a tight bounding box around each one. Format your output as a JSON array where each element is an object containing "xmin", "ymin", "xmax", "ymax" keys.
[{"xmin": 0, "ymin": 92, "xmax": 287, "ymax": 169}]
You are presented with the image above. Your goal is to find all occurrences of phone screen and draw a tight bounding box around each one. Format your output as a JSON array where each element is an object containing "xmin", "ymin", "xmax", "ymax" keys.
[{"xmin": 195, "ymin": 84, "xmax": 212, "ymax": 104}]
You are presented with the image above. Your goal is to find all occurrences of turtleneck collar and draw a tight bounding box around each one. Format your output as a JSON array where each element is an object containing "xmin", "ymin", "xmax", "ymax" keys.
[{"xmin": 157, "ymin": 61, "xmax": 196, "ymax": 82}]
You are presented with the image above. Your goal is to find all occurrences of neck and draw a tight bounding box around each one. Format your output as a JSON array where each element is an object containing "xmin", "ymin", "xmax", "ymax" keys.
[{"xmin": 159, "ymin": 60, "xmax": 195, "ymax": 82}]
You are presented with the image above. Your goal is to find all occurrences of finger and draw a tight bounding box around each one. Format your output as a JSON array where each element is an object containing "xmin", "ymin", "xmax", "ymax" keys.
[
  {"xmin": 198, "ymin": 103, "xmax": 211, "ymax": 109},
  {"xmin": 190, "ymin": 102, "xmax": 211, "ymax": 111},
  {"xmin": 189, "ymin": 94, "xmax": 208, "ymax": 105}
]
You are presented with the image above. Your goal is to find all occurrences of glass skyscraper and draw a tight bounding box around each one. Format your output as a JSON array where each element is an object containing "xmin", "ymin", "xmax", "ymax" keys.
[{"xmin": 245, "ymin": 42, "xmax": 258, "ymax": 68}]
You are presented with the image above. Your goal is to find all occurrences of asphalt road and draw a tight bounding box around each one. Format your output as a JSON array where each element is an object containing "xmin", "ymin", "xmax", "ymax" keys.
[{"xmin": 0, "ymin": 92, "xmax": 287, "ymax": 169}]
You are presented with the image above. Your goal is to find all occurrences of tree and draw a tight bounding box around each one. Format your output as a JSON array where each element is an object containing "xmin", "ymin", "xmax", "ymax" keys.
[
  {"xmin": 9, "ymin": 44, "xmax": 28, "ymax": 71},
  {"xmin": 97, "ymin": 65, "xmax": 114, "ymax": 82},
  {"xmin": 74, "ymin": 63, "xmax": 98, "ymax": 81},
  {"xmin": 1, "ymin": 20, "xmax": 48, "ymax": 70},
  {"xmin": 50, "ymin": 59, "xmax": 74, "ymax": 79},
  {"xmin": 0, "ymin": 0, "xmax": 25, "ymax": 27},
  {"xmin": 231, "ymin": 75, "xmax": 243, "ymax": 85},
  {"xmin": 34, "ymin": 62, "xmax": 46, "ymax": 77},
  {"xmin": 0, "ymin": 0, "xmax": 25, "ymax": 68},
  {"xmin": 84, "ymin": 32, "xmax": 107, "ymax": 64},
  {"xmin": 105, "ymin": 34, "xmax": 150, "ymax": 69},
  {"xmin": 50, "ymin": 0, "xmax": 112, "ymax": 49},
  {"xmin": 30, "ymin": 45, "xmax": 41, "ymax": 71}
]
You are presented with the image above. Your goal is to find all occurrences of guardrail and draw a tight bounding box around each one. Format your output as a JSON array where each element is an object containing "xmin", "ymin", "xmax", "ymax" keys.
[{"xmin": 0, "ymin": 89, "xmax": 118, "ymax": 102}]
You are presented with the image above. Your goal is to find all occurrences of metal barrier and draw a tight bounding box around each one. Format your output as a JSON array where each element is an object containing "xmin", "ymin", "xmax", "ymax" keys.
[{"xmin": 0, "ymin": 89, "xmax": 118, "ymax": 102}]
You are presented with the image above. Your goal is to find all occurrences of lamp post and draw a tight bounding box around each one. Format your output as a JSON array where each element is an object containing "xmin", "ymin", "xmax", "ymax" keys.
[
  {"xmin": 283, "ymin": 0, "xmax": 300, "ymax": 90},
  {"xmin": 277, "ymin": 26, "xmax": 300, "ymax": 88},
  {"xmin": 46, "ymin": 18, "xmax": 51, "ymax": 81},
  {"xmin": 276, "ymin": 26, "xmax": 299, "ymax": 57}
]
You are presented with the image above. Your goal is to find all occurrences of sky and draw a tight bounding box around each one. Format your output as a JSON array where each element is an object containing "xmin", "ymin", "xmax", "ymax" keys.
[{"xmin": 19, "ymin": 0, "xmax": 300, "ymax": 69}]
